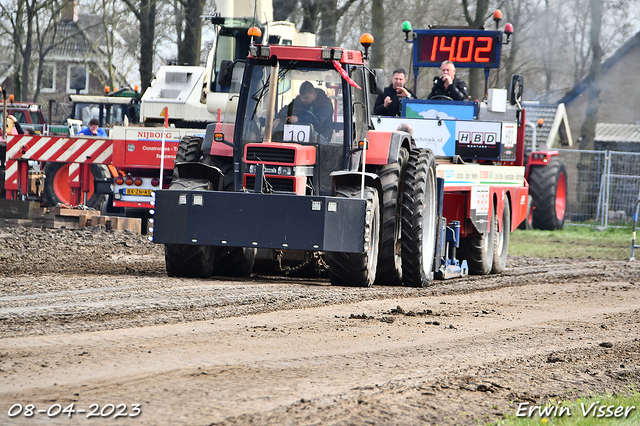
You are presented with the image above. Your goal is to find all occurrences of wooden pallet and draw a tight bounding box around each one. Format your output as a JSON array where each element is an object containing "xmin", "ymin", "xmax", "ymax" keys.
[{"xmin": 0, "ymin": 209, "xmax": 142, "ymax": 234}]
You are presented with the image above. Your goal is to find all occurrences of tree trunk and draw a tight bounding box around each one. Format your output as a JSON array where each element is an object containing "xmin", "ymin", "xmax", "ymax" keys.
[
  {"xmin": 299, "ymin": 0, "xmax": 321, "ymax": 34},
  {"xmin": 20, "ymin": 1, "xmax": 35, "ymax": 102},
  {"xmin": 462, "ymin": 0, "xmax": 490, "ymax": 101},
  {"xmin": 139, "ymin": 0, "xmax": 157, "ymax": 94},
  {"xmin": 576, "ymin": 0, "xmax": 602, "ymax": 219},
  {"xmin": 370, "ymin": 0, "xmax": 384, "ymax": 69},
  {"xmin": 177, "ymin": 0, "xmax": 205, "ymax": 66}
]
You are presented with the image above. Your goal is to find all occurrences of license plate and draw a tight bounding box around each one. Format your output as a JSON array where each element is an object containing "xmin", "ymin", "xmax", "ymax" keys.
[{"xmin": 123, "ymin": 188, "xmax": 153, "ymax": 196}]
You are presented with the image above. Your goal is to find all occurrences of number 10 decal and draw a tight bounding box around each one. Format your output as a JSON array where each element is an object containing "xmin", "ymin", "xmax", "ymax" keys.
[{"xmin": 283, "ymin": 124, "xmax": 311, "ymax": 143}]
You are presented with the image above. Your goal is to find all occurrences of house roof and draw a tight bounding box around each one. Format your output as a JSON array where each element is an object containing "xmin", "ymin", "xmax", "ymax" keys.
[
  {"xmin": 522, "ymin": 102, "xmax": 573, "ymax": 150},
  {"xmin": 558, "ymin": 31, "xmax": 640, "ymax": 104},
  {"xmin": 49, "ymin": 14, "xmax": 105, "ymax": 59},
  {"xmin": 596, "ymin": 123, "xmax": 640, "ymax": 143}
]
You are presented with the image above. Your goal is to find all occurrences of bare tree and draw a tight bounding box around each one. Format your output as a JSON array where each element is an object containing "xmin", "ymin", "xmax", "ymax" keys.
[
  {"xmin": 460, "ymin": 0, "xmax": 491, "ymax": 100},
  {"xmin": 176, "ymin": 0, "xmax": 205, "ymax": 65},
  {"xmin": 122, "ymin": 0, "xmax": 158, "ymax": 94},
  {"xmin": 0, "ymin": 0, "xmax": 45, "ymax": 101},
  {"xmin": 579, "ymin": 0, "xmax": 602, "ymax": 151},
  {"xmin": 370, "ymin": 0, "xmax": 384, "ymax": 69}
]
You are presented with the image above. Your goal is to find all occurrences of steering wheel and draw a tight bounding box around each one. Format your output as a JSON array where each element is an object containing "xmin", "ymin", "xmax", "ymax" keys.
[
  {"xmin": 290, "ymin": 109, "xmax": 317, "ymax": 125},
  {"xmin": 429, "ymin": 95, "xmax": 454, "ymax": 101}
]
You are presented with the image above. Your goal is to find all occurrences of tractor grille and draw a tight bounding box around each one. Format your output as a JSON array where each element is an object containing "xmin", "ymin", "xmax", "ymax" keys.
[
  {"xmin": 245, "ymin": 176, "xmax": 295, "ymax": 192},
  {"xmin": 246, "ymin": 146, "xmax": 295, "ymax": 164}
]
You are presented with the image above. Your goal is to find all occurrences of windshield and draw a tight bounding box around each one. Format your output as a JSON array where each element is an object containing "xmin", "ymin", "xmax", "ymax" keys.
[{"xmin": 241, "ymin": 63, "xmax": 344, "ymax": 145}]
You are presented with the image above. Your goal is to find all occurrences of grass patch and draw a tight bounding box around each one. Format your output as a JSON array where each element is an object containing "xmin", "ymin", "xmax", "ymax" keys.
[
  {"xmin": 492, "ymin": 391, "xmax": 640, "ymax": 425},
  {"xmin": 510, "ymin": 226, "xmax": 634, "ymax": 260}
]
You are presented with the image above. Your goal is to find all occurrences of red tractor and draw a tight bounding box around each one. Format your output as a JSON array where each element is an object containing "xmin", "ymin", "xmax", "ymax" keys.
[{"xmin": 151, "ymin": 28, "xmax": 528, "ymax": 286}]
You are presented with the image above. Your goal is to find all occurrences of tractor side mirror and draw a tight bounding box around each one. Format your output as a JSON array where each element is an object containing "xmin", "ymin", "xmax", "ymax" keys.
[
  {"xmin": 369, "ymin": 68, "xmax": 385, "ymax": 95},
  {"xmin": 509, "ymin": 74, "xmax": 524, "ymax": 105},
  {"xmin": 217, "ymin": 60, "xmax": 234, "ymax": 87}
]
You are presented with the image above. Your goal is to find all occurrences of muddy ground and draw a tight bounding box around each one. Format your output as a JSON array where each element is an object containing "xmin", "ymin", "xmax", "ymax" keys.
[{"xmin": 0, "ymin": 226, "xmax": 639, "ymax": 425}]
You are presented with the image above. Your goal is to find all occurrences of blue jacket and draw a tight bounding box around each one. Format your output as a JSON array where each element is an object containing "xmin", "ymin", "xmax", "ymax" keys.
[{"xmin": 78, "ymin": 127, "xmax": 108, "ymax": 136}]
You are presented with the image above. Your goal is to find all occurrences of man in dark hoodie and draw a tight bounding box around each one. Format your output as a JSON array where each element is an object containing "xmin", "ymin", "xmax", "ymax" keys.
[{"xmin": 274, "ymin": 81, "xmax": 334, "ymax": 141}]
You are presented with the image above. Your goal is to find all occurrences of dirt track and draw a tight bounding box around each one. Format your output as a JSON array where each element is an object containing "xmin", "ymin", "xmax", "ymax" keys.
[{"xmin": 1, "ymin": 226, "xmax": 639, "ymax": 425}]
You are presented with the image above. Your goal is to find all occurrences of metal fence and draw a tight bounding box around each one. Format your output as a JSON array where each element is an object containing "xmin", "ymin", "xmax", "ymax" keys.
[{"xmin": 557, "ymin": 149, "xmax": 640, "ymax": 227}]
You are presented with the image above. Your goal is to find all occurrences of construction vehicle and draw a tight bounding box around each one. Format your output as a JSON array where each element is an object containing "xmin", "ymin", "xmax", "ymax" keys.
[
  {"xmin": 150, "ymin": 15, "xmax": 529, "ymax": 286},
  {"xmin": 69, "ymin": 87, "xmax": 142, "ymax": 129},
  {"xmin": 2, "ymin": 1, "xmax": 315, "ymax": 214}
]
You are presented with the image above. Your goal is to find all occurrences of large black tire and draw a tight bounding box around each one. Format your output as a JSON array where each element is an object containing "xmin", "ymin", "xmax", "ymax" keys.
[
  {"xmin": 165, "ymin": 244, "xmax": 214, "ymax": 278},
  {"xmin": 328, "ymin": 186, "xmax": 380, "ymax": 287},
  {"xmin": 529, "ymin": 156, "xmax": 567, "ymax": 230},
  {"xmin": 212, "ymin": 247, "xmax": 256, "ymax": 277},
  {"xmin": 42, "ymin": 162, "xmax": 110, "ymax": 209},
  {"xmin": 374, "ymin": 148, "xmax": 408, "ymax": 286},
  {"xmin": 201, "ymin": 155, "xmax": 234, "ymax": 190},
  {"xmin": 459, "ymin": 206, "xmax": 496, "ymax": 275},
  {"xmin": 164, "ymin": 178, "xmax": 214, "ymax": 278},
  {"xmin": 172, "ymin": 135, "xmax": 204, "ymax": 179},
  {"xmin": 400, "ymin": 149, "xmax": 439, "ymax": 288},
  {"xmin": 491, "ymin": 199, "xmax": 511, "ymax": 274}
]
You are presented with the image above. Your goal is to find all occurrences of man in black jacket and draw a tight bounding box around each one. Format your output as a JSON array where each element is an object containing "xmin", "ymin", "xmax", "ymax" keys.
[
  {"xmin": 427, "ymin": 60, "xmax": 469, "ymax": 101},
  {"xmin": 374, "ymin": 68, "xmax": 416, "ymax": 116},
  {"xmin": 274, "ymin": 81, "xmax": 334, "ymax": 141}
]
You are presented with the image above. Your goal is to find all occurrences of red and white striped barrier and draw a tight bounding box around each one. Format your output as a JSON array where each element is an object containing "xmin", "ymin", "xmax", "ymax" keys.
[{"xmin": 5, "ymin": 135, "xmax": 113, "ymax": 196}]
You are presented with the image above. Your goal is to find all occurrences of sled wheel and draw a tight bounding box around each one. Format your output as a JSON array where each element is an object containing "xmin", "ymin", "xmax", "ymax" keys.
[
  {"xmin": 459, "ymin": 206, "xmax": 496, "ymax": 275},
  {"xmin": 518, "ymin": 195, "xmax": 533, "ymax": 230},
  {"xmin": 491, "ymin": 199, "xmax": 511, "ymax": 274}
]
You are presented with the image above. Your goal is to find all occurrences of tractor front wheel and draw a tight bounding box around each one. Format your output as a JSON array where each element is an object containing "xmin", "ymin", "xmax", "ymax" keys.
[
  {"xmin": 328, "ymin": 186, "xmax": 380, "ymax": 287},
  {"xmin": 163, "ymin": 178, "xmax": 214, "ymax": 278}
]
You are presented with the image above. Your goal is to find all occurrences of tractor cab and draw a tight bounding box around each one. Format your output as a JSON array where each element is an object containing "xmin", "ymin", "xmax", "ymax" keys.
[{"xmin": 223, "ymin": 42, "xmax": 375, "ymax": 196}]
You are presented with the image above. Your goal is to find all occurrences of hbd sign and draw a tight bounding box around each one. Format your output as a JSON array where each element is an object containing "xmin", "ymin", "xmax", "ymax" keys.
[
  {"xmin": 458, "ymin": 131, "xmax": 498, "ymax": 145},
  {"xmin": 455, "ymin": 121, "xmax": 503, "ymax": 161}
]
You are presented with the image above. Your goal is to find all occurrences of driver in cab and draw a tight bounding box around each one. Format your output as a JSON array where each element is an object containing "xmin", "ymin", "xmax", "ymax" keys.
[
  {"xmin": 273, "ymin": 81, "xmax": 334, "ymax": 142},
  {"xmin": 427, "ymin": 60, "xmax": 469, "ymax": 101}
]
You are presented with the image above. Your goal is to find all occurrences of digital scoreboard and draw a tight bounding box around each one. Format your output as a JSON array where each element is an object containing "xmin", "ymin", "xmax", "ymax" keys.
[{"xmin": 414, "ymin": 29, "xmax": 503, "ymax": 68}]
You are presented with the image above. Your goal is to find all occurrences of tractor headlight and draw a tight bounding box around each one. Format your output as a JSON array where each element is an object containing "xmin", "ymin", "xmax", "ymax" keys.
[{"xmin": 277, "ymin": 166, "xmax": 292, "ymax": 176}]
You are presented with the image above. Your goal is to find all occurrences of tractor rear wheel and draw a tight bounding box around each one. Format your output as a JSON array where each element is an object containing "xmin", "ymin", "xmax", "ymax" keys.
[
  {"xmin": 201, "ymin": 155, "xmax": 234, "ymax": 190},
  {"xmin": 328, "ymin": 186, "xmax": 380, "ymax": 287},
  {"xmin": 400, "ymin": 149, "xmax": 439, "ymax": 288},
  {"xmin": 491, "ymin": 199, "xmax": 511, "ymax": 274},
  {"xmin": 172, "ymin": 135, "xmax": 204, "ymax": 179},
  {"xmin": 529, "ymin": 156, "xmax": 567, "ymax": 230},
  {"xmin": 42, "ymin": 162, "xmax": 110, "ymax": 209},
  {"xmin": 374, "ymin": 147, "xmax": 408, "ymax": 286},
  {"xmin": 163, "ymin": 178, "xmax": 214, "ymax": 278},
  {"xmin": 458, "ymin": 207, "xmax": 495, "ymax": 275}
]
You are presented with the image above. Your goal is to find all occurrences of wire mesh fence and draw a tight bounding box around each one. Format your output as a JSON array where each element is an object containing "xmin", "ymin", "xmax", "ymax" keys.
[{"xmin": 557, "ymin": 149, "xmax": 640, "ymax": 227}]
